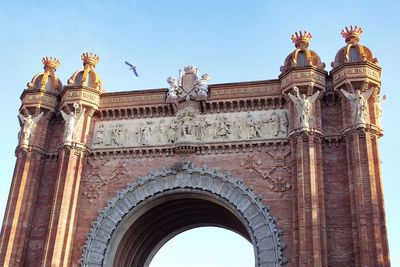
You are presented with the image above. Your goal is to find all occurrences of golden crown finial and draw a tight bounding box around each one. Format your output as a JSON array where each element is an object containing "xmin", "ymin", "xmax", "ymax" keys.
[
  {"xmin": 341, "ymin": 26, "xmax": 363, "ymax": 44},
  {"xmin": 81, "ymin": 52, "xmax": 100, "ymax": 68},
  {"xmin": 291, "ymin": 31, "xmax": 312, "ymax": 49},
  {"xmin": 42, "ymin": 57, "xmax": 60, "ymax": 72}
]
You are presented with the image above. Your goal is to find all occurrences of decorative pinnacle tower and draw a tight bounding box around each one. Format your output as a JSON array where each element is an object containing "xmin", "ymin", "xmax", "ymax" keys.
[
  {"xmin": 42, "ymin": 57, "xmax": 60, "ymax": 73},
  {"xmin": 81, "ymin": 52, "xmax": 100, "ymax": 68},
  {"xmin": 341, "ymin": 25, "xmax": 363, "ymax": 44},
  {"xmin": 291, "ymin": 31, "xmax": 312, "ymax": 49}
]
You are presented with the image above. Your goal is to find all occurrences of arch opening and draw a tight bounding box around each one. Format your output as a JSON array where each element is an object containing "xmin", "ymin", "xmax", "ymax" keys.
[
  {"xmin": 149, "ymin": 226, "xmax": 254, "ymax": 267},
  {"xmin": 81, "ymin": 164, "xmax": 286, "ymax": 267},
  {"xmin": 109, "ymin": 191, "xmax": 253, "ymax": 267}
]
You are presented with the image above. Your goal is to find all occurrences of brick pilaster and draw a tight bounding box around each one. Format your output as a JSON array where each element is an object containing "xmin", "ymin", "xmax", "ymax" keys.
[
  {"xmin": 344, "ymin": 129, "xmax": 389, "ymax": 267},
  {"xmin": 42, "ymin": 111, "xmax": 93, "ymax": 267},
  {"xmin": 0, "ymin": 112, "xmax": 52, "ymax": 267},
  {"xmin": 290, "ymin": 131, "xmax": 327, "ymax": 267}
]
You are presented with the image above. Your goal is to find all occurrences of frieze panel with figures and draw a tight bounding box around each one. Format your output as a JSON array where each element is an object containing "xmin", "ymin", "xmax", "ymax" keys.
[{"xmin": 91, "ymin": 108, "xmax": 288, "ymax": 149}]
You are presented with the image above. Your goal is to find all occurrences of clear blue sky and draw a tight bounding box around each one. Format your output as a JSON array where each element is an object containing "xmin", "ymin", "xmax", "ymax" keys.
[{"xmin": 0, "ymin": 1, "xmax": 399, "ymax": 266}]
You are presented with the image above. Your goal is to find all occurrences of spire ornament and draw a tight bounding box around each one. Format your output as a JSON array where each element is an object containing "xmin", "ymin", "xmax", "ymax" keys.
[
  {"xmin": 341, "ymin": 26, "xmax": 363, "ymax": 44},
  {"xmin": 291, "ymin": 31, "xmax": 312, "ymax": 49},
  {"xmin": 81, "ymin": 52, "xmax": 100, "ymax": 68},
  {"xmin": 42, "ymin": 57, "xmax": 60, "ymax": 73}
]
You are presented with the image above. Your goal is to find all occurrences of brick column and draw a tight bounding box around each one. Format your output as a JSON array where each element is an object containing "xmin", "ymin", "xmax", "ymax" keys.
[
  {"xmin": 0, "ymin": 109, "xmax": 54, "ymax": 267},
  {"xmin": 41, "ymin": 135, "xmax": 90, "ymax": 266},
  {"xmin": 290, "ymin": 131, "xmax": 327, "ymax": 266},
  {"xmin": 41, "ymin": 106, "xmax": 96, "ymax": 267},
  {"xmin": 342, "ymin": 109, "xmax": 389, "ymax": 266},
  {"xmin": 287, "ymin": 87, "xmax": 328, "ymax": 267}
]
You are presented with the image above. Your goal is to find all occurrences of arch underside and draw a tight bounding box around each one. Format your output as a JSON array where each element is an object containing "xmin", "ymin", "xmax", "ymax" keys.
[{"xmin": 81, "ymin": 163, "xmax": 286, "ymax": 267}]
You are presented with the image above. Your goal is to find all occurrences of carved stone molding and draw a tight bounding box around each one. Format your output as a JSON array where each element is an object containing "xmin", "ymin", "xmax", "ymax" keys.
[
  {"xmin": 342, "ymin": 124, "xmax": 383, "ymax": 138},
  {"xmin": 89, "ymin": 140, "xmax": 289, "ymax": 159},
  {"xmin": 80, "ymin": 163, "xmax": 287, "ymax": 266},
  {"xmin": 287, "ymin": 128, "xmax": 323, "ymax": 142},
  {"xmin": 332, "ymin": 64, "xmax": 381, "ymax": 87},
  {"xmin": 203, "ymin": 97, "xmax": 285, "ymax": 114},
  {"xmin": 210, "ymin": 84, "xmax": 281, "ymax": 99},
  {"xmin": 100, "ymin": 92, "xmax": 165, "ymax": 109},
  {"xmin": 21, "ymin": 90, "xmax": 59, "ymax": 111},
  {"xmin": 322, "ymin": 135, "xmax": 343, "ymax": 148},
  {"xmin": 58, "ymin": 142, "xmax": 91, "ymax": 157},
  {"xmin": 15, "ymin": 145, "xmax": 46, "ymax": 159},
  {"xmin": 280, "ymin": 69, "xmax": 326, "ymax": 92}
]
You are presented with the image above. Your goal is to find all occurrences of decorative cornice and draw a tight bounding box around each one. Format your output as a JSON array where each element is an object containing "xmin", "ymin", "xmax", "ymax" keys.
[
  {"xmin": 202, "ymin": 96, "xmax": 285, "ymax": 114},
  {"xmin": 97, "ymin": 104, "xmax": 174, "ymax": 120},
  {"xmin": 89, "ymin": 139, "xmax": 289, "ymax": 159},
  {"xmin": 330, "ymin": 62, "xmax": 381, "ymax": 88},
  {"xmin": 280, "ymin": 67, "xmax": 327, "ymax": 92},
  {"xmin": 209, "ymin": 84, "xmax": 281, "ymax": 99}
]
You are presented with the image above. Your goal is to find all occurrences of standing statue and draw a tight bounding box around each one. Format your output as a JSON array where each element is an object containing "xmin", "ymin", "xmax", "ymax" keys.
[
  {"xmin": 110, "ymin": 128, "xmax": 123, "ymax": 146},
  {"xmin": 287, "ymin": 87, "xmax": 320, "ymax": 129},
  {"xmin": 196, "ymin": 74, "xmax": 210, "ymax": 96},
  {"xmin": 215, "ymin": 116, "xmax": 231, "ymax": 139},
  {"xmin": 18, "ymin": 112, "xmax": 44, "ymax": 146},
  {"xmin": 195, "ymin": 117, "xmax": 209, "ymax": 141},
  {"xmin": 374, "ymin": 93, "xmax": 386, "ymax": 128},
  {"xmin": 166, "ymin": 77, "xmax": 178, "ymax": 98},
  {"xmin": 60, "ymin": 104, "xmax": 86, "ymax": 143},
  {"xmin": 340, "ymin": 87, "xmax": 374, "ymax": 124},
  {"xmin": 93, "ymin": 125, "xmax": 104, "ymax": 146},
  {"xmin": 278, "ymin": 112, "xmax": 288, "ymax": 135},
  {"xmin": 269, "ymin": 112, "xmax": 280, "ymax": 137}
]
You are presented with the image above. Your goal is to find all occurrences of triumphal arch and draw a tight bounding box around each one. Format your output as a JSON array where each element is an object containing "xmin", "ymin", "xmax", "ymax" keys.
[{"xmin": 0, "ymin": 26, "xmax": 390, "ymax": 266}]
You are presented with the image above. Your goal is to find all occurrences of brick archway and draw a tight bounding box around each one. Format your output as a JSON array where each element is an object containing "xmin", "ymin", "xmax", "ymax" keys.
[{"xmin": 80, "ymin": 163, "xmax": 286, "ymax": 267}]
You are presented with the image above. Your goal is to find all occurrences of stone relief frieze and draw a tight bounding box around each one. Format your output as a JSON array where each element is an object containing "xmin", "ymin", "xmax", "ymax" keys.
[{"xmin": 91, "ymin": 108, "xmax": 288, "ymax": 149}]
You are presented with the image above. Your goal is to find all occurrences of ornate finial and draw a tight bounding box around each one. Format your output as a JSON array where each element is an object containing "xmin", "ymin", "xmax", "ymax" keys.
[
  {"xmin": 81, "ymin": 52, "xmax": 100, "ymax": 68},
  {"xmin": 341, "ymin": 26, "xmax": 363, "ymax": 44},
  {"xmin": 291, "ymin": 31, "xmax": 312, "ymax": 49},
  {"xmin": 184, "ymin": 65, "xmax": 198, "ymax": 74},
  {"xmin": 42, "ymin": 57, "xmax": 60, "ymax": 73}
]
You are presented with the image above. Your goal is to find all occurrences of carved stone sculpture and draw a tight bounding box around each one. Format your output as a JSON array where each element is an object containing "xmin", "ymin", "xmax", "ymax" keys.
[
  {"xmin": 278, "ymin": 112, "xmax": 288, "ymax": 135},
  {"xmin": 18, "ymin": 112, "xmax": 44, "ymax": 146},
  {"xmin": 93, "ymin": 124, "xmax": 104, "ymax": 146},
  {"xmin": 269, "ymin": 112, "xmax": 280, "ymax": 136},
  {"xmin": 288, "ymin": 87, "xmax": 320, "ymax": 129},
  {"xmin": 174, "ymin": 108, "xmax": 197, "ymax": 142},
  {"xmin": 167, "ymin": 66, "xmax": 210, "ymax": 101},
  {"xmin": 341, "ymin": 87, "xmax": 373, "ymax": 125},
  {"xmin": 61, "ymin": 104, "xmax": 86, "ymax": 143},
  {"xmin": 195, "ymin": 73, "xmax": 210, "ymax": 96},
  {"xmin": 214, "ymin": 115, "xmax": 231, "ymax": 139},
  {"xmin": 374, "ymin": 92, "xmax": 386, "ymax": 128},
  {"xmin": 166, "ymin": 77, "xmax": 178, "ymax": 98}
]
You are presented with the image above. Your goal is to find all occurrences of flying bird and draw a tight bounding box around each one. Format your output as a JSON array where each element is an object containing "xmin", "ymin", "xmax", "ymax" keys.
[{"xmin": 125, "ymin": 61, "xmax": 139, "ymax": 77}]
